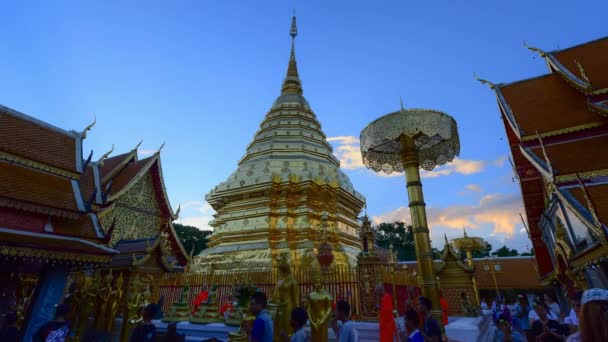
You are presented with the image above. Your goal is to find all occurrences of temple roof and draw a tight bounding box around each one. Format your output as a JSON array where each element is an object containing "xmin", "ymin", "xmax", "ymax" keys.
[
  {"xmin": 567, "ymin": 183, "xmax": 608, "ymax": 226},
  {"xmin": 551, "ymin": 37, "xmax": 608, "ymax": 90},
  {"xmin": 529, "ymin": 134, "xmax": 608, "ymax": 180},
  {"xmin": 100, "ymin": 150, "xmax": 138, "ymax": 183},
  {"xmin": 0, "ymin": 160, "xmax": 81, "ymax": 217},
  {"xmin": 0, "ymin": 106, "xmax": 81, "ymax": 175},
  {"xmin": 499, "ymin": 73, "xmax": 603, "ymax": 138}
]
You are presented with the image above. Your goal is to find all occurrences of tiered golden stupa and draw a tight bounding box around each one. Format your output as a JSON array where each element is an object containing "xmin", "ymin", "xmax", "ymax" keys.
[{"xmin": 194, "ymin": 16, "xmax": 365, "ymax": 270}]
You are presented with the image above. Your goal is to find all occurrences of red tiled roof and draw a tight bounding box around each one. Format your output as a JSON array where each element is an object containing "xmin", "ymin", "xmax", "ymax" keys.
[
  {"xmin": 0, "ymin": 109, "xmax": 77, "ymax": 173},
  {"xmin": 0, "ymin": 160, "xmax": 79, "ymax": 214},
  {"xmin": 500, "ymin": 73, "xmax": 601, "ymax": 136},
  {"xmin": 473, "ymin": 257, "xmax": 542, "ymax": 289},
  {"xmin": 0, "ymin": 206, "xmax": 48, "ymax": 232},
  {"xmin": 52, "ymin": 214, "xmax": 99, "ymax": 239},
  {"xmin": 553, "ymin": 37, "xmax": 608, "ymax": 90},
  {"xmin": 0, "ymin": 228, "xmax": 115, "ymax": 256},
  {"xmin": 530, "ymin": 134, "xmax": 608, "ymax": 176}
]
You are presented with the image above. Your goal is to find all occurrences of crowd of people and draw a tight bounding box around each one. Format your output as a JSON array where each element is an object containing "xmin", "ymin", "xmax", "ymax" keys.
[{"xmin": 485, "ymin": 288, "xmax": 608, "ymax": 342}]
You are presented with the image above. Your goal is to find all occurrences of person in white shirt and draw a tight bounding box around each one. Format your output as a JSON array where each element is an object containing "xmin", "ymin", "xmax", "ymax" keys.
[
  {"xmin": 480, "ymin": 298, "xmax": 489, "ymax": 310},
  {"xmin": 331, "ymin": 300, "xmax": 358, "ymax": 342},
  {"xmin": 544, "ymin": 293, "xmax": 562, "ymax": 322},
  {"xmin": 564, "ymin": 291, "xmax": 582, "ymax": 332}
]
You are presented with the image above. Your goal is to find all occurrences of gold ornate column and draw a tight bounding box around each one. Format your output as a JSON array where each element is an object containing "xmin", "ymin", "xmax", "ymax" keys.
[
  {"xmin": 400, "ymin": 135, "xmax": 442, "ymax": 322},
  {"xmin": 360, "ymin": 105, "xmax": 461, "ymax": 333}
]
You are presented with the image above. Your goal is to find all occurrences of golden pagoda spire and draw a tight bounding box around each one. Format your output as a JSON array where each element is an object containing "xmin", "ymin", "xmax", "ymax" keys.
[{"xmin": 281, "ymin": 15, "xmax": 303, "ymax": 95}]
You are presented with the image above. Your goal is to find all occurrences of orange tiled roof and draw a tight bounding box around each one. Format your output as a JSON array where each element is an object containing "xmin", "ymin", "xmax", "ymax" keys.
[
  {"xmin": 52, "ymin": 214, "xmax": 99, "ymax": 239},
  {"xmin": 79, "ymin": 165, "xmax": 97, "ymax": 203},
  {"xmin": 108, "ymin": 156, "xmax": 154, "ymax": 197},
  {"xmin": 472, "ymin": 257, "xmax": 542, "ymax": 289},
  {"xmin": 530, "ymin": 134, "xmax": 608, "ymax": 176},
  {"xmin": 568, "ymin": 183, "xmax": 608, "ymax": 226},
  {"xmin": 0, "ymin": 109, "xmax": 77, "ymax": 173},
  {"xmin": 0, "ymin": 160, "xmax": 79, "ymax": 214},
  {"xmin": 553, "ymin": 37, "xmax": 608, "ymax": 90},
  {"xmin": 500, "ymin": 73, "xmax": 601, "ymax": 136},
  {"xmin": 100, "ymin": 152, "xmax": 136, "ymax": 182}
]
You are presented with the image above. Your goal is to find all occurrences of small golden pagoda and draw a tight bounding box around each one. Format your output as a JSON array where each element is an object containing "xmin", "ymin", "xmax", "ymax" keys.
[{"xmin": 194, "ymin": 16, "xmax": 365, "ymax": 270}]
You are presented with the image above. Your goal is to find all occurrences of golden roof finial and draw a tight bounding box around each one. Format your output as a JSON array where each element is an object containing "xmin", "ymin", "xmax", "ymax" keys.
[
  {"xmin": 524, "ymin": 41, "xmax": 546, "ymax": 57},
  {"xmin": 80, "ymin": 116, "xmax": 96, "ymax": 139},
  {"xmin": 535, "ymin": 131, "xmax": 554, "ymax": 178},
  {"xmin": 574, "ymin": 60, "xmax": 592, "ymax": 85},
  {"xmin": 463, "ymin": 226, "xmax": 468, "ymax": 237},
  {"xmin": 473, "ymin": 73, "xmax": 496, "ymax": 89},
  {"xmin": 281, "ymin": 15, "xmax": 303, "ymax": 95},
  {"xmin": 400, "ymin": 96, "xmax": 405, "ymax": 112}
]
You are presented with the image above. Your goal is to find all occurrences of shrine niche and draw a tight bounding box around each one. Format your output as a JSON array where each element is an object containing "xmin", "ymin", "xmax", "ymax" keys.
[{"xmin": 435, "ymin": 236, "xmax": 475, "ymax": 316}]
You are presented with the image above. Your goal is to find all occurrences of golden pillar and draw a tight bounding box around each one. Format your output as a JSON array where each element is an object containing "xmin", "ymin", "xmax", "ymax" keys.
[
  {"xmin": 452, "ymin": 230, "xmax": 486, "ymax": 307},
  {"xmin": 400, "ymin": 135, "xmax": 442, "ymax": 323},
  {"xmin": 360, "ymin": 106, "xmax": 461, "ymax": 333}
]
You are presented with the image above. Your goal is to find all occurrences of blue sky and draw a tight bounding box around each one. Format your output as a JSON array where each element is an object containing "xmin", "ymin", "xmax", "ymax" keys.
[{"xmin": 1, "ymin": 1, "xmax": 605, "ymax": 252}]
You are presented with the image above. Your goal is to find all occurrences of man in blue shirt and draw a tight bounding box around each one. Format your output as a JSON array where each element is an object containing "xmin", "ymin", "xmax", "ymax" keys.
[{"xmin": 246, "ymin": 292, "xmax": 273, "ymax": 342}]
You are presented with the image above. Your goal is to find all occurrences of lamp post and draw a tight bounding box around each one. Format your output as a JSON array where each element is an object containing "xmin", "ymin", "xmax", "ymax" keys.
[
  {"xmin": 360, "ymin": 106, "xmax": 460, "ymax": 327},
  {"xmin": 451, "ymin": 229, "xmax": 486, "ymax": 306},
  {"xmin": 482, "ymin": 256, "xmax": 501, "ymax": 302}
]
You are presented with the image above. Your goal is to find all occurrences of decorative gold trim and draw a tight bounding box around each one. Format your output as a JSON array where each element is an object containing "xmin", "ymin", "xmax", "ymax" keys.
[
  {"xmin": 570, "ymin": 244, "xmax": 608, "ymax": 270},
  {"xmin": 555, "ymin": 168, "xmax": 608, "ymax": 183},
  {"xmin": 0, "ymin": 151, "xmax": 79, "ymax": 179},
  {"xmin": 521, "ymin": 121, "xmax": 606, "ymax": 141},
  {"xmin": 555, "ymin": 189, "xmax": 606, "ymax": 244},
  {"xmin": 0, "ymin": 245, "xmax": 111, "ymax": 263},
  {"xmin": 588, "ymin": 100, "xmax": 608, "ymax": 117},
  {"xmin": 132, "ymin": 253, "xmax": 151, "ymax": 266},
  {"xmin": 100, "ymin": 149, "xmax": 137, "ymax": 184}
]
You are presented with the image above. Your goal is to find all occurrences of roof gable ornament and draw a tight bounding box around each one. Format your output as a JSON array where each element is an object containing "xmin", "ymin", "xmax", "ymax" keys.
[
  {"xmin": 98, "ymin": 144, "xmax": 115, "ymax": 166},
  {"xmin": 473, "ymin": 73, "xmax": 496, "ymax": 89},
  {"xmin": 156, "ymin": 141, "xmax": 166, "ymax": 154},
  {"xmin": 575, "ymin": 174, "xmax": 601, "ymax": 227},
  {"xmin": 574, "ymin": 60, "xmax": 592, "ymax": 86},
  {"xmin": 80, "ymin": 116, "xmax": 96, "ymax": 139},
  {"xmin": 535, "ymin": 131, "xmax": 555, "ymax": 181},
  {"xmin": 523, "ymin": 41, "xmax": 547, "ymax": 57}
]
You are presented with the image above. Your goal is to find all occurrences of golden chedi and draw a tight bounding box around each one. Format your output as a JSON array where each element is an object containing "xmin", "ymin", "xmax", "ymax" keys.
[
  {"xmin": 271, "ymin": 253, "xmax": 299, "ymax": 339},
  {"xmin": 194, "ymin": 16, "xmax": 365, "ymax": 271},
  {"xmin": 307, "ymin": 263, "xmax": 333, "ymax": 342}
]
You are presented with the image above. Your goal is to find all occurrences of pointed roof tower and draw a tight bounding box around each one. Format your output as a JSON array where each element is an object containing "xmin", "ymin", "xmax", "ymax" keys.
[{"xmin": 199, "ymin": 16, "xmax": 365, "ymax": 270}]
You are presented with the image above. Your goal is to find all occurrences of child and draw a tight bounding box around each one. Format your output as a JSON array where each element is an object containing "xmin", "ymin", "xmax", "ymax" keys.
[{"xmin": 289, "ymin": 307, "xmax": 310, "ymax": 342}]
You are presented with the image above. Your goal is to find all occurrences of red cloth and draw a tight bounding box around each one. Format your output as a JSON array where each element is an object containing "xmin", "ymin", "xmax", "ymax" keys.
[
  {"xmin": 440, "ymin": 296, "xmax": 449, "ymax": 326},
  {"xmin": 220, "ymin": 302, "xmax": 233, "ymax": 315},
  {"xmin": 192, "ymin": 290, "xmax": 209, "ymax": 314},
  {"xmin": 379, "ymin": 293, "xmax": 397, "ymax": 342}
]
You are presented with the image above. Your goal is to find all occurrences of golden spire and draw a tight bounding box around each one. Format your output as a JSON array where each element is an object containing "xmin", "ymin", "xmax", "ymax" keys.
[{"xmin": 281, "ymin": 15, "xmax": 303, "ymax": 95}]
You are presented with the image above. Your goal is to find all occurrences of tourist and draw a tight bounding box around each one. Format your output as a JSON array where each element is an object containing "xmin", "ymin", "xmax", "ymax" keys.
[
  {"xmin": 495, "ymin": 319, "xmax": 524, "ymax": 342},
  {"xmin": 481, "ymin": 298, "xmax": 489, "ymax": 311},
  {"xmin": 566, "ymin": 288, "xmax": 608, "ymax": 342},
  {"xmin": 529, "ymin": 297, "xmax": 559, "ymax": 325},
  {"xmin": 545, "ymin": 293, "xmax": 562, "ymax": 322},
  {"xmin": 400, "ymin": 308, "xmax": 423, "ymax": 342},
  {"xmin": 331, "ymin": 300, "xmax": 357, "ymax": 342},
  {"xmin": 564, "ymin": 291, "xmax": 582, "ymax": 333},
  {"xmin": 33, "ymin": 304, "xmax": 70, "ymax": 342},
  {"xmin": 0, "ymin": 312, "xmax": 20, "ymax": 342},
  {"xmin": 165, "ymin": 322, "xmax": 185, "ymax": 342},
  {"xmin": 528, "ymin": 300, "xmax": 566, "ymax": 342},
  {"xmin": 286, "ymin": 307, "xmax": 310, "ymax": 342},
  {"xmin": 514, "ymin": 294, "xmax": 532, "ymax": 331},
  {"xmin": 245, "ymin": 292, "xmax": 273, "ymax": 342},
  {"xmin": 417, "ymin": 296, "xmax": 441, "ymax": 342},
  {"xmin": 130, "ymin": 304, "xmax": 157, "ymax": 342}
]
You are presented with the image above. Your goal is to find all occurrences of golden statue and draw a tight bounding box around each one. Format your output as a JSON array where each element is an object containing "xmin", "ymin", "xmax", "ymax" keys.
[
  {"xmin": 75, "ymin": 272, "xmax": 100, "ymax": 338},
  {"xmin": 163, "ymin": 283, "xmax": 192, "ymax": 322},
  {"xmin": 105, "ymin": 272, "xmax": 124, "ymax": 333},
  {"xmin": 272, "ymin": 253, "xmax": 299, "ymax": 340},
  {"xmin": 95, "ymin": 271, "xmax": 114, "ymax": 330},
  {"xmin": 307, "ymin": 264, "xmax": 332, "ymax": 342}
]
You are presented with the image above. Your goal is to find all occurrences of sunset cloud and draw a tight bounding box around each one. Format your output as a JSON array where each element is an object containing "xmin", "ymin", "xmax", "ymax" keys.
[
  {"xmin": 372, "ymin": 192, "xmax": 524, "ymax": 237},
  {"xmin": 463, "ymin": 184, "xmax": 483, "ymax": 193},
  {"xmin": 328, "ymin": 135, "xmax": 486, "ymax": 178}
]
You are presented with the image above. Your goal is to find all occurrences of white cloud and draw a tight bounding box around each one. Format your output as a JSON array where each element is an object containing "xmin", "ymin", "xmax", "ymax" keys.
[
  {"xmin": 328, "ymin": 135, "xmax": 486, "ymax": 179},
  {"xmin": 372, "ymin": 192, "xmax": 525, "ymax": 238},
  {"xmin": 175, "ymin": 201, "xmax": 214, "ymax": 231},
  {"xmin": 464, "ymin": 184, "xmax": 483, "ymax": 193},
  {"xmin": 139, "ymin": 149, "xmax": 156, "ymax": 157}
]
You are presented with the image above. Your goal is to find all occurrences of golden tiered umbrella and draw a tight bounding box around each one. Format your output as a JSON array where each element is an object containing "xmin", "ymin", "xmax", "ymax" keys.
[
  {"xmin": 451, "ymin": 229, "xmax": 487, "ymax": 306},
  {"xmin": 360, "ymin": 105, "xmax": 460, "ymax": 326}
]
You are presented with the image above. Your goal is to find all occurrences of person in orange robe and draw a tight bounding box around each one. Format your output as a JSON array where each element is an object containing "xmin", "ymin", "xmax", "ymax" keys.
[
  {"xmin": 378, "ymin": 286, "xmax": 397, "ymax": 342},
  {"xmin": 439, "ymin": 290, "xmax": 449, "ymax": 326}
]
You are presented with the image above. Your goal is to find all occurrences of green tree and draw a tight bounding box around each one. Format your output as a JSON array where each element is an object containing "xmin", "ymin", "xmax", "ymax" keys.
[
  {"xmin": 173, "ymin": 223, "xmax": 212, "ymax": 256},
  {"xmin": 373, "ymin": 222, "xmax": 416, "ymax": 261},
  {"xmin": 491, "ymin": 245, "xmax": 519, "ymax": 257},
  {"xmin": 458, "ymin": 242, "xmax": 493, "ymax": 262}
]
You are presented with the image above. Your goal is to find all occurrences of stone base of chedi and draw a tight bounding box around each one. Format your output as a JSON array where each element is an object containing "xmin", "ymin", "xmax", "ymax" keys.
[{"xmin": 192, "ymin": 16, "xmax": 365, "ymax": 272}]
